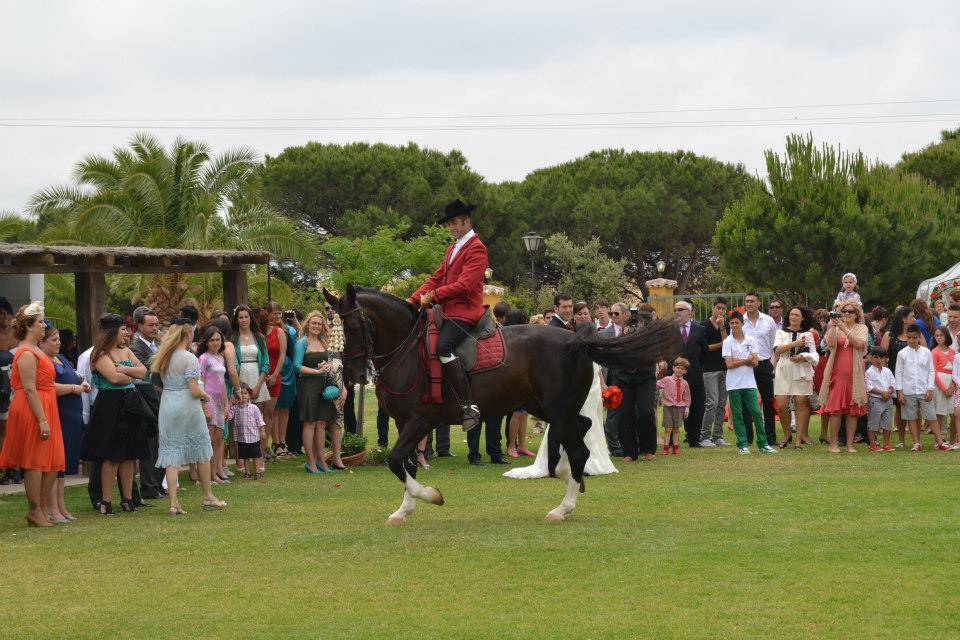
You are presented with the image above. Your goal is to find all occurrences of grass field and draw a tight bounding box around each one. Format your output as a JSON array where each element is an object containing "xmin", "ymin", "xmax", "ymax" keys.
[{"xmin": 3, "ymin": 412, "xmax": 960, "ymax": 640}]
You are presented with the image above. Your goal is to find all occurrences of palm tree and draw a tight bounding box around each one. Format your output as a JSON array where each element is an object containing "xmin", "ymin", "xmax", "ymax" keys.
[{"xmin": 29, "ymin": 133, "xmax": 319, "ymax": 320}]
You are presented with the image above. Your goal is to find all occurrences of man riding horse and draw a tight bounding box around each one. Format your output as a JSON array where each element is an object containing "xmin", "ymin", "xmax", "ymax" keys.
[{"xmin": 406, "ymin": 198, "xmax": 485, "ymax": 431}]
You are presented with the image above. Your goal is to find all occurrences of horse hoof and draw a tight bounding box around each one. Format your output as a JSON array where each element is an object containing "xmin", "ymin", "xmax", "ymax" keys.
[
  {"xmin": 427, "ymin": 487, "xmax": 444, "ymax": 506},
  {"xmin": 385, "ymin": 516, "xmax": 406, "ymax": 527},
  {"xmin": 545, "ymin": 512, "xmax": 565, "ymax": 523}
]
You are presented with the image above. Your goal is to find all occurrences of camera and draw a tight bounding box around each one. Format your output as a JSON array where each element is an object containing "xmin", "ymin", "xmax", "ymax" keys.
[
  {"xmin": 628, "ymin": 306, "xmax": 640, "ymax": 327},
  {"xmin": 829, "ymin": 311, "xmax": 842, "ymax": 319}
]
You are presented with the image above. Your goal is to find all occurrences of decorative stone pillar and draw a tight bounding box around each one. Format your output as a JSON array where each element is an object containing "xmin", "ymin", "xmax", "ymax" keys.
[{"xmin": 645, "ymin": 277, "xmax": 678, "ymax": 320}]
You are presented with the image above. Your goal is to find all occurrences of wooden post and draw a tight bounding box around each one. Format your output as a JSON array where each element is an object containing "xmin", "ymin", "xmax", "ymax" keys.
[
  {"xmin": 222, "ymin": 269, "xmax": 249, "ymax": 315},
  {"xmin": 75, "ymin": 271, "xmax": 106, "ymax": 350}
]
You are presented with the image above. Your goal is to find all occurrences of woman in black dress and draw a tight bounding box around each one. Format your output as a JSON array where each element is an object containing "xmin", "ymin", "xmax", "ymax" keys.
[{"xmin": 294, "ymin": 311, "xmax": 346, "ymax": 473}]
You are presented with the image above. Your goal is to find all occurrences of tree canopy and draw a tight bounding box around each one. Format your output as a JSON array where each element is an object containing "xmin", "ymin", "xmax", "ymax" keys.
[
  {"xmin": 715, "ymin": 133, "xmax": 960, "ymax": 307},
  {"xmin": 898, "ymin": 127, "xmax": 960, "ymax": 200}
]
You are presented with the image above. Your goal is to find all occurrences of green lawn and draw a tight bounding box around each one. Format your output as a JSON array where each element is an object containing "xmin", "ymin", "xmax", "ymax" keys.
[{"xmin": 2, "ymin": 413, "xmax": 960, "ymax": 640}]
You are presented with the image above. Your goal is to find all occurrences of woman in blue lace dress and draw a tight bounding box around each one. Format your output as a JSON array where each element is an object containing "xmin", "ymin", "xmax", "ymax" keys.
[{"xmin": 151, "ymin": 318, "xmax": 226, "ymax": 515}]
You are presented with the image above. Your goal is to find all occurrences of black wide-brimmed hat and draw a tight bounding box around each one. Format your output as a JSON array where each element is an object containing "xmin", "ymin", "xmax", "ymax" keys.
[{"xmin": 437, "ymin": 198, "xmax": 475, "ymax": 224}]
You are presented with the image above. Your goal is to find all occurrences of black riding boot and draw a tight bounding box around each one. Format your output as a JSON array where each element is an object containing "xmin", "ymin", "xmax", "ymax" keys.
[{"xmin": 442, "ymin": 358, "xmax": 481, "ymax": 431}]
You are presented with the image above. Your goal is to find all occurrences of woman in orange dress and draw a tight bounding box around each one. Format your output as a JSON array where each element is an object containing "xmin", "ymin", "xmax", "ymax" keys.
[{"xmin": 0, "ymin": 302, "xmax": 64, "ymax": 527}]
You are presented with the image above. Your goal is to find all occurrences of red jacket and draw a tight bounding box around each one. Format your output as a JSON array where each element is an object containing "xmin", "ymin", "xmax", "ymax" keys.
[{"xmin": 409, "ymin": 234, "xmax": 488, "ymax": 324}]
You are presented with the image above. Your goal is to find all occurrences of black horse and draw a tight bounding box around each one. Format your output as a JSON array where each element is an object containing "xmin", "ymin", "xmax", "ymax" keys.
[{"xmin": 325, "ymin": 285, "xmax": 680, "ymax": 525}]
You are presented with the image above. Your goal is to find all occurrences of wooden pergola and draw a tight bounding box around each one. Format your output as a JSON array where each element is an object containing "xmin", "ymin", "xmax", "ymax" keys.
[{"xmin": 0, "ymin": 243, "xmax": 270, "ymax": 347}]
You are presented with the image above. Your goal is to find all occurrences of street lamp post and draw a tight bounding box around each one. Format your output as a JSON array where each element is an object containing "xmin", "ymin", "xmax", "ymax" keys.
[
  {"xmin": 656, "ymin": 259, "xmax": 666, "ymax": 276},
  {"xmin": 522, "ymin": 232, "xmax": 543, "ymax": 299}
]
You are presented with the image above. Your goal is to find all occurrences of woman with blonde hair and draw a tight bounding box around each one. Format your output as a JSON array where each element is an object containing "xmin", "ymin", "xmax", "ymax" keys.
[
  {"xmin": 152, "ymin": 317, "xmax": 226, "ymax": 515},
  {"xmin": 294, "ymin": 311, "xmax": 347, "ymax": 473},
  {"xmin": 0, "ymin": 303, "xmax": 65, "ymax": 527}
]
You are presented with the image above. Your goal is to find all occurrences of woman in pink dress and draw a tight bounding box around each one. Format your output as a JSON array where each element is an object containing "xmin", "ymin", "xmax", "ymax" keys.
[
  {"xmin": 930, "ymin": 326, "xmax": 955, "ymax": 450},
  {"xmin": 818, "ymin": 303, "xmax": 868, "ymax": 453}
]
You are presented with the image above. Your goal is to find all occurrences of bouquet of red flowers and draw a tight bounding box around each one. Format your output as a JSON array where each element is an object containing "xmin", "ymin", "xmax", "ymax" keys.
[{"xmin": 601, "ymin": 385, "xmax": 623, "ymax": 409}]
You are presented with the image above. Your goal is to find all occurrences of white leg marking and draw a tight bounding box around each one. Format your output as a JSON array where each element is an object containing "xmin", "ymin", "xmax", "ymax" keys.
[
  {"xmin": 405, "ymin": 475, "xmax": 444, "ymax": 506},
  {"xmin": 546, "ymin": 450, "xmax": 579, "ymax": 522},
  {"xmin": 386, "ymin": 488, "xmax": 416, "ymax": 526}
]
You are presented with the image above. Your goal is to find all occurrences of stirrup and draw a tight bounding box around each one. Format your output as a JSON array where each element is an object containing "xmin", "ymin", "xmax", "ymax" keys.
[{"xmin": 461, "ymin": 405, "xmax": 481, "ymax": 431}]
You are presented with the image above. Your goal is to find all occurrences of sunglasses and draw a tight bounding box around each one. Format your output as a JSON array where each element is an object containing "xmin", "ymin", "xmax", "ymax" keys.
[
  {"xmin": 610, "ymin": 312, "xmax": 621, "ymax": 317},
  {"xmin": 769, "ymin": 305, "xmax": 781, "ymax": 309},
  {"xmin": 842, "ymin": 309, "xmax": 856, "ymax": 315}
]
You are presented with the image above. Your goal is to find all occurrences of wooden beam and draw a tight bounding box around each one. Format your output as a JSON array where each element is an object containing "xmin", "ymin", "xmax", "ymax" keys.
[
  {"xmin": 0, "ymin": 264, "xmax": 246, "ymax": 275},
  {"xmin": 222, "ymin": 268, "xmax": 249, "ymax": 316},
  {"xmin": 74, "ymin": 271, "xmax": 107, "ymax": 351}
]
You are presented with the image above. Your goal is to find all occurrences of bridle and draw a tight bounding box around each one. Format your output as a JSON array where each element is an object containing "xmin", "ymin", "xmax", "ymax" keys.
[{"xmin": 338, "ymin": 304, "xmax": 426, "ymax": 387}]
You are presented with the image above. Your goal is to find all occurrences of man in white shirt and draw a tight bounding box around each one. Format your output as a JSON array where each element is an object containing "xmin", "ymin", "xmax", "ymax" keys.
[
  {"xmin": 895, "ymin": 325, "xmax": 936, "ymax": 451},
  {"xmin": 595, "ymin": 299, "xmax": 612, "ymax": 332},
  {"xmin": 741, "ymin": 293, "xmax": 779, "ymax": 446},
  {"xmin": 723, "ymin": 312, "xmax": 777, "ymax": 455},
  {"xmin": 77, "ymin": 346, "xmax": 97, "ymax": 425}
]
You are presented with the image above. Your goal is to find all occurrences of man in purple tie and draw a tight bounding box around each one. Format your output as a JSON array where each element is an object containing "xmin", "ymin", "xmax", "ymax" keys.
[{"xmin": 672, "ymin": 300, "xmax": 707, "ymax": 447}]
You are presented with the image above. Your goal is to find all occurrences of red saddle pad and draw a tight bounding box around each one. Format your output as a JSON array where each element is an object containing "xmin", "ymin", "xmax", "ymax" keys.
[{"xmin": 471, "ymin": 330, "xmax": 506, "ymax": 372}]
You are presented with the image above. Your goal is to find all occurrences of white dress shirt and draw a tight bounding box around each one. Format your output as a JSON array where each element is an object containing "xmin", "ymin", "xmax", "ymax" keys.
[
  {"xmin": 865, "ymin": 365, "xmax": 896, "ymax": 398},
  {"xmin": 448, "ymin": 229, "xmax": 476, "ymax": 264},
  {"xmin": 894, "ymin": 345, "xmax": 935, "ymax": 395},
  {"xmin": 743, "ymin": 312, "xmax": 778, "ymax": 360},
  {"xmin": 77, "ymin": 346, "xmax": 96, "ymax": 424}
]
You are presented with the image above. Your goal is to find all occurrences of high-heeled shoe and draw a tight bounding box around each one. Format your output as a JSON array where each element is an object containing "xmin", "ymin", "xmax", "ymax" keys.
[
  {"xmin": 120, "ymin": 499, "xmax": 137, "ymax": 513},
  {"xmin": 99, "ymin": 501, "xmax": 115, "ymax": 516}
]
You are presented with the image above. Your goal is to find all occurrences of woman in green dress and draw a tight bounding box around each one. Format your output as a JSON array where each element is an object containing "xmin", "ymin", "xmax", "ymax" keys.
[{"xmin": 294, "ymin": 311, "xmax": 346, "ymax": 473}]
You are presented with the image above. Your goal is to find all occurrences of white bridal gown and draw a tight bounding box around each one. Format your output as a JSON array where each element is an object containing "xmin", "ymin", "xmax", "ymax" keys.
[{"xmin": 503, "ymin": 363, "xmax": 618, "ymax": 479}]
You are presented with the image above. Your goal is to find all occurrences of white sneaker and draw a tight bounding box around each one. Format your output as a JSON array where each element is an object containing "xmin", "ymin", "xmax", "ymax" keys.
[
  {"xmin": 760, "ymin": 445, "xmax": 779, "ymax": 454},
  {"xmin": 738, "ymin": 447, "xmax": 750, "ymax": 455},
  {"xmin": 713, "ymin": 438, "xmax": 729, "ymax": 446},
  {"xmin": 699, "ymin": 439, "xmax": 716, "ymax": 447}
]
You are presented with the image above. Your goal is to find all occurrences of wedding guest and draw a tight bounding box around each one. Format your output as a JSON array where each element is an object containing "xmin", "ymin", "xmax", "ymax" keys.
[
  {"xmin": 207, "ymin": 315, "xmax": 241, "ymax": 473},
  {"xmin": 935, "ymin": 299, "xmax": 948, "ymax": 326},
  {"xmin": 911, "ymin": 298, "xmax": 939, "ymax": 347},
  {"xmin": 152, "ymin": 317, "xmax": 226, "ymax": 515},
  {"xmin": 657, "ymin": 357, "xmax": 691, "ymax": 455},
  {"xmin": 198, "ymin": 325, "xmax": 230, "ymax": 483},
  {"xmin": 723, "ymin": 312, "xmax": 777, "ymax": 455},
  {"xmin": 895, "ymin": 325, "xmax": 936, "ymax": 452},
  {"xmin": 503, "ymin": 309, "xmax": 535, "ymax": 458},
  {"xmin": 611, "ymin": 307, "xmax": 658, "ymax": 462},
  {"xmin": 82, "ymin": 314, "xmax": 148, "ymax": 515},
  {"xmin": 699, "ymin": 298, "xmax": 729, "ymax": 447},
  {"xmin": 673, "ymin": 300, "xmax": 706, "ymax": 448},
  {"xmin": 819, "ymin": 303, "xmax": 868, "ymax": 453},
  {"xmin": 58, "ymin": 328, "xmax": 79, "ymax": 367},
  {"xmin": 0, "ymin": 303, "xmax": 64, "ymax": 527},
  {"xmin": 129, "ymin": 306, "xmax": 165, "ymax": 499},
  {"xmin": 595, "ymin": 298, "xmax": 612, "ymax": 331},
  {"xmin": 865, "ymin": 348, "xmax": 896, "ymax": 451},
  {"xmin": 833, "ymin": 273, "xmax": 862, "ymax": 308},
  {"xmin": 773, "ymin": 306, "xmax": 819, "ymax": 448},
  {"xmin": 741, "ymin": 293, "xmax": 778, "ymax": 446},
  {"xmin": 295, "ymin": 311, "xmax": 346, "ymax": 473},
  {"xmin": 573, "ymin": 301, "xmax": 594, "ymax": 330},
  {"xmin": 39, "ymin": 321, "xmax": 88, "ymax": 523},
  {"xmin": 811, "ymin": 308, "xmax": 831, "ymax": 444},
  {"xmin": 881, "ymin": 306, "xmax": 915, "ymax": 447},
  {"xmin": 274, "ymin": 310, "xmax": 299, "ymax": 456},
  {"xmin": 0, "ymin": 297, "xmax": 16, "ymax": 486},
  {"xmin": 233, "ymin": 384, "xmax": 266, "ymax": 479},
  {"xmin": 868, "ymin": 306, "xmax": 890, "ymax": 347},
  {"xmin": 930, "ymin": 326, "xmax": 955, "ymax": 450},
  {"xmin": 263, "ymin": 301, "xmax": 288, "ymax": 458},
  {"xmin": 232, "ymin": 305, "xmax": 269, "ymax": 471}
]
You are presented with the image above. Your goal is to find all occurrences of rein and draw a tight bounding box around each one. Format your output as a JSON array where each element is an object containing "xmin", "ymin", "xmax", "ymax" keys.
[{"xmin": 340, "ymin": 304, "xmax": 428, "ymax": 397}]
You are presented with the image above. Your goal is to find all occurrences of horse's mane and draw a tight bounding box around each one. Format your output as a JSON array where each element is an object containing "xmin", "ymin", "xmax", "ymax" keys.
[{"xmin": 354, "ymin": 287, "xmax": 419, "ymax": 320}]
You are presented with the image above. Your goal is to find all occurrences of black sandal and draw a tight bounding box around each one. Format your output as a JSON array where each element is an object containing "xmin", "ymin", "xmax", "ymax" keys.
[
  {"xmin": 99, "ymin": 501, "xmax": 115, "ymax": 516},
  {"xmin": 120, "ymin": 499, "xmax": 137, "ymax": 513}
]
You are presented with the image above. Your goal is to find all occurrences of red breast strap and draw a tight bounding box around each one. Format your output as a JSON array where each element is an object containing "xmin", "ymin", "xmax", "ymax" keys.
[{"xmin": 424, "ymin": 312, "xmax": 444, "ymax": 404}]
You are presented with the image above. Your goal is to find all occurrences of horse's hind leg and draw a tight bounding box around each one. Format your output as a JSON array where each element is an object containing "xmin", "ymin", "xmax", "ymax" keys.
[{"xmin": 385, "ymin": 416, "xmax": 444, "ymax": 527}]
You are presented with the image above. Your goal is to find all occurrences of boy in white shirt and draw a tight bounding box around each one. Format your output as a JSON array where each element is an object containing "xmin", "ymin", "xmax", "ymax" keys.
[
  {"xmin": 722, "ymin": 312, "xmax": 778, "ymax": 455},
  {"xmin": 895, "ymin": 326, "xmax": 936, "ymax": 451},
  {"xmin": 865, "ymin": 347, "xmax": 896, "ymax": 452}
]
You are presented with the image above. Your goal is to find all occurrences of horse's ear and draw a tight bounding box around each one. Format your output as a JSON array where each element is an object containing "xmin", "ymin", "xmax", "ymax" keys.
[
  {"xmin": 345, "ymin": 283, "xmax": 357, "ymax": 305},
  {"xmin": 322, "ymin": 288, "xmax": 340, "ymax": 310}
]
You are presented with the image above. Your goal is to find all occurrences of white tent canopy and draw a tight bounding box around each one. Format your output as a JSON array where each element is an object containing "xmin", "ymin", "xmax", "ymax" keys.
[{"xmin": 916, "ymin": 263, "xmax": 960, "ymax": 304}]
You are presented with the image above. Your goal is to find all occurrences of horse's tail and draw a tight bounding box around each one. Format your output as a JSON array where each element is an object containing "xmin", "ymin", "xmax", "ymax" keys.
[{"xmin": 567, "ymin": 319, "xmax": 682, "ymax": 369}]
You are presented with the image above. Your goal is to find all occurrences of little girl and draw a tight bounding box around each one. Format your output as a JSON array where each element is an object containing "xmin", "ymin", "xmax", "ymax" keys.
[
  {"xmin": 931, "ymin": 326, "xmax": 955, "ymax": 450},
  {"xmin": 198, "ymin": 326, "xmax": 230, "ymax": 483},
  {"xmin": 834, "ymin": 273, "xmax": 862, "ymax": 308},
  {"xmin": 232, "ymin": 384, "xmax": 266, "ymax": 480},
  {"xmin": 656, "ymin": 357, "xmax": 691, "ymax": 455}
]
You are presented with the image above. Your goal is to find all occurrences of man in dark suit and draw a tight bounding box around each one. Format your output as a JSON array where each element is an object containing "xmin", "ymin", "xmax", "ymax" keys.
[
  {"xmin": 129, "ymin": 306, "xmax": 165, "ymax": 499},
  {"xmin": 598, "ymin": 302, "xmax": 630, "ymax": 456},
  {"xmin": 544, "ymin": 293, "xmax": 575, "ymax": 473},
  {"xmin": 673, "ymin": 300, "xmax": 707, "ymax": 447},
  {"xmin": 467, "ymin": 301, "xmax": 511, "ymax": 464}
]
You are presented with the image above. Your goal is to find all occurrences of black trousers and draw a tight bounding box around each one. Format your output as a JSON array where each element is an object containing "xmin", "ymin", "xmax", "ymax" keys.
[
  {"xmin": 436, "ymin": 319, "xmax": 474, "ymax": 357},
  {"xmin": 468, "ymin": 415, "xmax": 504, "ymax": 462},
  {"xmin": 604, "ymin": 406, "xmax": 622, "ymax": 456},
  {"xmin": 138, "ymin": 433, "xmax": 165, "ymax": 496},
  {"xmin": 743, "ymin": 359, "xmax": 777, "ymax": 445},
  {"xmin": 343, "ymin": 385, "xmax": 357, "ymax": 434},
  {"xmin": 286, "ymin": 396, "xmax": 303, "ymax": 454},
  {"xmin": 425, "ymin": 425, "xmax": 451, "ymax": 457},
  {"xmin": 376, "ymin": 409, "xmax": 390, "ymax": 447},
  {"xmin": 618, "ymin": 379, "xmax": 657, "ymax": 459},
  {"xmin": 684, "ymin": 383, "xmax": 706, "ymax": 446}
]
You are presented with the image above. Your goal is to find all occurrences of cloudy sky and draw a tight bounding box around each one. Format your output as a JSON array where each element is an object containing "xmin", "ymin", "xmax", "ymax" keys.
[{"xmin": 1, "ymin": 1, "xmax": 958, "ymax": 213}]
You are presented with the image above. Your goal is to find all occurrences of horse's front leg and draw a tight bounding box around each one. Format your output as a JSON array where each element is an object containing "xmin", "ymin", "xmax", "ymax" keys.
[
  {"xmin": 546, "ymin": 449, "xmax": 580, "ymax": 522},
  {"xmin": 385, "ymin": 416, "xmax": 444, "ymax": 526}
]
